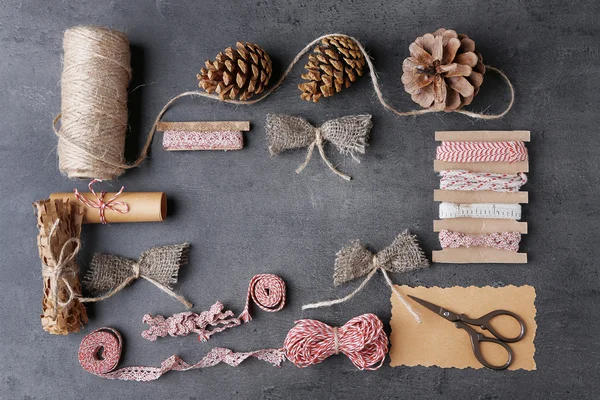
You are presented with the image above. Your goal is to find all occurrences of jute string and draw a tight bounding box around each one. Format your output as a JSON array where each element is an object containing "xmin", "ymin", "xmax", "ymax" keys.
[
  {"xmin": 295, "ymin": 128, "xmax": 351, "ymax": 180},
  {"xmin": 55, "ymin": 30, "xmax": 515, "ymax": 180},
  {"xmin": 302, "ymin": 255, "xmax": 422, "ymax": 323}
]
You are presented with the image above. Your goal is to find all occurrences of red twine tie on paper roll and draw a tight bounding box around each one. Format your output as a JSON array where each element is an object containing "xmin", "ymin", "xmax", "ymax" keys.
[
  {"xmin": 73, "ymin": 179, "xmax": 129, "ymax": 224},
  {"xmin": 283, "ymin": 313, "xmax": 388, "ymax": 370},
  {"xmin": 239, "ymin": 274, "xmax": 286, "ymax": 323},
  {"xmin": 436, "ymin": 141, "xmax": 528, "ymax": 163}
]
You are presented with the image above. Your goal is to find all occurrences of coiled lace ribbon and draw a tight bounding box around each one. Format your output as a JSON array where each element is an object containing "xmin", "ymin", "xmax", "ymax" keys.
[
  {"xmin": 436, "ymin": 141, "xmax": 528, "ymax": 163},
  {"xmin": 440, "ymin": 170, "xmax": 527, "ymax": 192},
  {"xmin": 439, "ymin": 229, "xmax": 521, "ymax": 252},
  {"xmin": 439, "ymin": 202, "xmax": 521, "ymax": 220},
  {"xmin": 79, "ymin": 314, "xmax": 388, "ymax": 380}
]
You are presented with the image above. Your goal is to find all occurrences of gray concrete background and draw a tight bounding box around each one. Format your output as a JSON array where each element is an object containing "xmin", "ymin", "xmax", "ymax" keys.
[{"xmin": 1, "ymin": 0, "xmax": 598, "ymax": 398}]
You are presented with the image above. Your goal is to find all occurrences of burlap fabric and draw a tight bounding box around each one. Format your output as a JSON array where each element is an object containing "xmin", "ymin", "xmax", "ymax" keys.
[
  {"xmin": 265, "ymin": 114, "xmax": 372, "ymax": 180},
  {"xmin": 334, "ymin": 231, "xmax": 430, "ymax": 285},
  {"xmin": 82, "ymin": 243, "xmax": 192, "ymax": 308}
]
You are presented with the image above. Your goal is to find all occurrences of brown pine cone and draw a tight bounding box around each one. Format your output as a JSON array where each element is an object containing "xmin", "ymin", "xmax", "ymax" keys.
[
  {"xmin": 401, "ymin": 28, "xmax": 486, "ymax": 111},
  {"xmin": 298, "ymin": 36, "xmax": 365, "ymax": 102},
  {"xmin": 197, "ymin": 42, "xmax": 272, "ymax": 101}
]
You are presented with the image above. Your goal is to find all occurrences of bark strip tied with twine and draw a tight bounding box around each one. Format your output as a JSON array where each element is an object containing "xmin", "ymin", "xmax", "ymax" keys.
[
  {"xmin": 34, "ymin": 198, "xmax": 88, "ymax": 335},
  {"xmin": 266, "ymin": 114, "xmax": 372, "ymax": 180},
  {"xmin": 302, "ymin": 231, "xmax": 429, "ymax": 323}
]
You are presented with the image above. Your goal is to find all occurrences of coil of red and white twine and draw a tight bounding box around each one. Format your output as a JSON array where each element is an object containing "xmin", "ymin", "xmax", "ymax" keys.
[
  {"xmin": 79, "ymin": 314, "xmax": 388, "ymax": 381},
  {"xmin": 238, "ymin": 273, "xmax": 286, "ymax": 323}
]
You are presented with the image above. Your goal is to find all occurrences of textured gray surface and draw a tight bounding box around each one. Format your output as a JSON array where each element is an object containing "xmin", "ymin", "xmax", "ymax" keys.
[{"xmin": 1, "ymin": 0, "xmax": 599, "ymax": 398}]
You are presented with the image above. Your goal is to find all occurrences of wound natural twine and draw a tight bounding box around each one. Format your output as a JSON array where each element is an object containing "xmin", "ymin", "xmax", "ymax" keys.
[
  {"xmin": 54, "ymin": 29, "xmax": 515, "ymax": 180},
  {"xmin": 55, "ymin": 26, "xmax": 133, "ymax": 180}
]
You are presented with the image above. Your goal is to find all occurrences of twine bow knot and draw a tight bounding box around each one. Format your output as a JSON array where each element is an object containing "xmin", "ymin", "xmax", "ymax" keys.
[
  {"xmin": 303, "ymin": 231, "xmax": 430, "ymax": 323},
  {"xmin": 41, "ymin": 219, "xmax": 81, "ymax": 314},
  {"xmin": 266, "ymin": 114, "xmax": 373, "ymax": 180},
  {"xmin": 74, "ymin": 179, "xmax": 129, "ymax": 224},
  {"xmin": 81, "ymin": 243, "xmax": 193, "ymax": 308}
]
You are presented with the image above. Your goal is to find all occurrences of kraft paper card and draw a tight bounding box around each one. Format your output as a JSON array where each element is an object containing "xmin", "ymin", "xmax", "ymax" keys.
[{"xmin": 390, "ymin": 285, "xmax": 537, "ymax": 370}]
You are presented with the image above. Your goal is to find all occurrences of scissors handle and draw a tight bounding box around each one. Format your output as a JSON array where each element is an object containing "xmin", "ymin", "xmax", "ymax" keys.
[
  {"xmin": 459, "ymin": 309, "xmax": 526, "ymax": 343},
  {"xmin": 455, "ymin": 321, "xmax": 513, "ymax": 370}
]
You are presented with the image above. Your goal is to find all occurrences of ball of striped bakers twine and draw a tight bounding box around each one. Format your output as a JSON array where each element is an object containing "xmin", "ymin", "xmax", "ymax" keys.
[
  {"xmin": 239, "ymin": 274, "xmax": 286, "ymax": 323},
  {"xmin": 284, "ymin": 313, "xmax": 388, "ymax": 370}
]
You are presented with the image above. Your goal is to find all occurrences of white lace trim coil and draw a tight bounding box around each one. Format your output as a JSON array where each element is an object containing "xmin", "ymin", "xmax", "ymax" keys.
[{"xmin": 439, "ymin": 203, "xmax": 521, "ymax": 220}]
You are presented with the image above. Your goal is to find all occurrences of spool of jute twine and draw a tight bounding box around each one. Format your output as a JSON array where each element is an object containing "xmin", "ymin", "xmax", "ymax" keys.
[
  {"xmin": 55, "ymin": 26, "xmax": 133, "ymax": 180},
  {"xmin": 54, "ymin": 29, "xmax": 515, "ymax": 181}
]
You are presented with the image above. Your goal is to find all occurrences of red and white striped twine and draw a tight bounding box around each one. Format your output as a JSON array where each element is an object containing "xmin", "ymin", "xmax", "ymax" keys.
[
  {"xmin": 283, "ymin": 313, "xmax": 388, "ymax": 370},
  {"xmin": 436, "ymin": 141, "xmax": 528, "ymax": 163},
  {"xmin": 439, "ymin": 170, "xmax": 527, "ymax": 192},
  {"xmin": 239, "ymin": 274, "xmax": 286, "ymax": 323},
  {"xmin": 73, "ymin": 179, "xmax": 129, "ymax": 224}
]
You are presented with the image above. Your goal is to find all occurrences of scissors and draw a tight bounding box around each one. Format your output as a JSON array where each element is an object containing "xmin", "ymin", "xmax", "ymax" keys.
[{"xmin": 408, "ymin": 295, "xmax": 526, "ymax": 370}]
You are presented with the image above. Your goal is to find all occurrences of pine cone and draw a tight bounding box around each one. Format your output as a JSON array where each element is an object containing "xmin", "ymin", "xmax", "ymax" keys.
[
  {"xmin": 402, "ymin": 28, "xmax": 486, "ymax": 112},
  {"xmin": 197, "ymin": 42, "xmax": 272, "ymax": 101},
  {"xmin": 298, "ymin": 36, "xmax": 365, "ymax": 102}
]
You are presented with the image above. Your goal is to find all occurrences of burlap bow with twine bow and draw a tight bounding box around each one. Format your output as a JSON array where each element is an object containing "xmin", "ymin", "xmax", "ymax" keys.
[
  {"xmin": 303, "ymin": 231, "xmax": 429, "ymax": 323},
  {"xmin": 265, "ymin": 114, "xmax": 372, "ymax": 180},
  {"xmin": 82, "ymin": 243, "xmax": 192, "ymax": 308}
]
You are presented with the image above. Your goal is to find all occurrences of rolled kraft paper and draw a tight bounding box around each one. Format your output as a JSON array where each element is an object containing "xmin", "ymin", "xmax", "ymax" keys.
[{"xmin": 50, "ymin": 192, "xmax": 166, "ymax": 223}]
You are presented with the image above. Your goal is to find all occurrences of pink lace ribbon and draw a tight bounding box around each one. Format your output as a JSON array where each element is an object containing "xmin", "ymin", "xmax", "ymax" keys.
[
  {"xmin": 79, "ymin": 327, "xmax": 285, "ymax": 382},
  {"xmin": 73, "ymin": 179, "xmax": 129, "ymax": 224},
  {"xmin": 141, "ymin": 302, "xmax": 241, "ymax": 342},
  {"xmin": 439, "ymin": 229, "xmax": 521, "ymax": 252},
  {"xmin": 436, "ymin": 141, "xmax": 528, "ymax": 163}
]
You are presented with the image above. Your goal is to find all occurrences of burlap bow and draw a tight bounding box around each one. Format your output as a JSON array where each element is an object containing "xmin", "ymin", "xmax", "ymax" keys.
[
  {"xmin": 82, "ymin": 243, "xmax": 192, "ymax": 308},
  {"xmin": 303, "ymin": 231, "xmax": 429, "ymax": 323},
  {"xmin": 266, "ymin": 114, "xmax": 372, "ymax": 180}
]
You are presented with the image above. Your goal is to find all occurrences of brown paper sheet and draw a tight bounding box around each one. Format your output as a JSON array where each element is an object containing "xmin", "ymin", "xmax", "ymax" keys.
[
  {"xmin": 432, "ymin": 248, "xmax": 527, "ymax": 263},
  {"xmin": 390, "ymin": 285, "xmax": 537, "ymax": 370},
  {"xmin": 157, "ymin": 121, "xmax": 250, "ymax": 132},
  {"xmin": 434, "ymin": 219, "xmax": 528, "ymax": 234},
  {"xmin": 49, "ymin": 192, "xmax": 166, "ymax": 223},
  {"xmin": 434, "ymin": 190, "xmax": 528, "ymax": 204},
  {"xmin": 434, "ymin": 160, "xmax": 529, "ymax": 173},
  {"xmin": 435, "ymin": 131, "xmax": 530, "ymax": 142}
]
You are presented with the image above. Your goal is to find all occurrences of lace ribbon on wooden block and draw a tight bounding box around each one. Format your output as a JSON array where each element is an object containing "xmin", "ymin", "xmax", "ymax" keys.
[
  {"xmin": 265, "ymin": 114, "xmax": 372, "ymax": 180},
  {"xmin": 439, "ymin": 170, "xmax": 527, "ymax": 192},
  {"xmin": 142, "ymin": 302, "xmax": 240, "ymax": 342},
  {"xmin": 81, "ymin": 243, "xmax": 193, "ymax": 308},
  {"xmin": 439, "ymin": 202, "xmax": 522, "ymax": 220},
  {"xmin": 436, "ymin": 141, "xmax": 528, "ymax": 163},
  {"xmin": 79, "ymin": 314, "xmax": 388, "ymax": 380},
  {"xmin": 302, "ymin": 231, "xmax": 429, "ymax": 323},
  {"xmin": 162, "ymin": 130, "xmax": 244, "ymax": 151},
  {"xmin": 439, "ymin": 229, "xmax": 521, "ymax": 252}
]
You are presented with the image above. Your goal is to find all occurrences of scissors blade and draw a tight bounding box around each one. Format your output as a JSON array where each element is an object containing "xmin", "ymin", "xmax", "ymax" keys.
[{"xmin": 408, "ymin": 295, "xmax": 459, "ymax": 322}]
